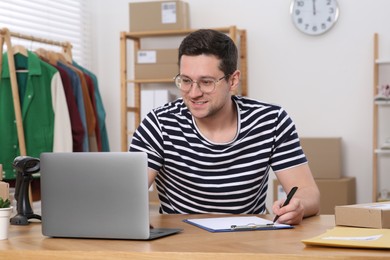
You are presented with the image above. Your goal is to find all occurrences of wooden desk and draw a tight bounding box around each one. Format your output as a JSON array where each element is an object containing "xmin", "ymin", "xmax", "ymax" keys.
[{"xmin": 0, "ymin": 212, "xmax": 388, "ymax": 259}]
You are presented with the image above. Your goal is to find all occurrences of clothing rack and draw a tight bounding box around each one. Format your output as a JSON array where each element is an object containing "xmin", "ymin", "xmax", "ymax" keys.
[{"xmin": 0, "ymin": 27, "xmax": 72, "ymax": 156}]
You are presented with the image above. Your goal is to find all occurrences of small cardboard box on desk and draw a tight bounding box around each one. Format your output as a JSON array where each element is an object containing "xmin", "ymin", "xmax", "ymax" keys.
[
  {"xmin": 0, "ymin": 165, "xmax": 9, "ymax": 201},
  {"xmin": 335, "ymin": 202, "xmax": 390, "ymax": 229},
  {"xmin": 0, "ymin": 164, "xmax": 11, "ymax": 240}
]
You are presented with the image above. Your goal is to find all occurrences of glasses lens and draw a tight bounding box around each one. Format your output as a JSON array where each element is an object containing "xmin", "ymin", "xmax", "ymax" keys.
[
  {"xmin": 198, "ymin": 79, "xmax": 216, "ymax": 93},
  {"xmin": 175, "ymin": 75, "xmax": 227, "ymax": 93},
  {"xmin": 175, "ymin": 75, "xmax": 191, "ymax": 91}
]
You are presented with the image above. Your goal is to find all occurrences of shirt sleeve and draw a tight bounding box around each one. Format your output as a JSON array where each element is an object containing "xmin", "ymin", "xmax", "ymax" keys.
[
  {"xmin": 269, "ymin": 108, "xmax": 307, "ymax": 172},
  {"xmin": 129, "ymin": 110, "xmax": 165, "ymax": 171}
]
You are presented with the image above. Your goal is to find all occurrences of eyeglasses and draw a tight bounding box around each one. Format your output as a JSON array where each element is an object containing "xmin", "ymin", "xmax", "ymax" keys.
[{"xmin": 174, "ymin": 74, "xmax": 230, "ymax": 93}]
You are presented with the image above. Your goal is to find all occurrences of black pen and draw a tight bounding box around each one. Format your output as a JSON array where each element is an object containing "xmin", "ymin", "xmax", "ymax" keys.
[{"xmin": 273, "ymin": 186, "xmax": 298, "ymax": 223}]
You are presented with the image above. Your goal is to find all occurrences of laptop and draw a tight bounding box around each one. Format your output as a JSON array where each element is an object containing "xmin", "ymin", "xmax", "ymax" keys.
[{"xmin": 40, "ymin": 152, "xmax": 182, "ymax": 240}]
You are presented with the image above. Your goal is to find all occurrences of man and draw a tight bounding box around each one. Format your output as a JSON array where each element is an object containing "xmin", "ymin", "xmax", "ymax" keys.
[{"xmin": 130, "ymin": 29, "xmax": 320, "ymax": 225}]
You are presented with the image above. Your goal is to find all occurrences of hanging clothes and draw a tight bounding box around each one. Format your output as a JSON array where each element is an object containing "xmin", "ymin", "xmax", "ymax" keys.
[
  {"xmin": 56, "ymin": 62, "xmax": 89, "ymax": 152},
  {"xmin": 57, "ymin": 61, "xmax": 98, "ymax": 152},
  {"xmin": 73, "ymin": 61, "xmax": 110, "ymax": 152},
  {"xmin": 83, "ymin": 72, "xmax": 102, "ymax": 151},
  {"xmin": 0, "ymin": 50, "xmax": 72, "ymax": 179},
  {"xmin": 35, "ymin": 52, "xmax": 86, "ymax": 152},
  {"xmin": 52, "ymin": 64, "xmax": 85, "ymax": 152}
]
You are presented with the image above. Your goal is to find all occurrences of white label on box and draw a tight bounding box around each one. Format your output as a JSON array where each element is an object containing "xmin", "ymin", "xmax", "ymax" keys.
[
  {"xmin": 364, "ymin": 203, "xmax": 390, "ymax": 210},
  {"xmin": 137, "ymin": 50, "xmax": 157, "ymax": 64},
  {"xmin": 161, "ymin": 2, "xmax": 177, "ymax": 24}
]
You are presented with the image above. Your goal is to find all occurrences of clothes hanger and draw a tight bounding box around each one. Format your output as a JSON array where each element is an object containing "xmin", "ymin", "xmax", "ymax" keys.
[
  {"xmin": 34, "ymin": 48, "xmax": 49, "ymax": 59},
  {"xmin": 47, "ymin": 50, "xmax": 60, "ymax": 64},
  {"xmin": 12, "ymin": 45, "xmax": 28, "ymax": 57},
  {"xmin": 56, "ymin": 52, "xmax": 69, "ymax": 63},
  {"xmin": 12, "ymin": 45, "xmax": 28, "ymax": 72},
  {"xmin": 62, "ymin": 51, "xmax": 72, "ymax": 63}
]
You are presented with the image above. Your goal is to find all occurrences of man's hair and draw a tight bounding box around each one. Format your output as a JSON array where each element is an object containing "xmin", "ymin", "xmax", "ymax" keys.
[{"xmin": 178, "ymin": 29, "xmax": 238, "ymax": 76}]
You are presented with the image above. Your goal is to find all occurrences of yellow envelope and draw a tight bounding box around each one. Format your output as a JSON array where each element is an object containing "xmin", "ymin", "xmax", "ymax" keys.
[{"xmin": 302, "ymin": 226, "xmax": 390, "ymax": 249}]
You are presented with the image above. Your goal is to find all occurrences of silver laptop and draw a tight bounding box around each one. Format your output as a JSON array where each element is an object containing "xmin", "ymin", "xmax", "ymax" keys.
[{"xmin": 40, "ymin": 152, "xmax": 181, "ymax": 240}]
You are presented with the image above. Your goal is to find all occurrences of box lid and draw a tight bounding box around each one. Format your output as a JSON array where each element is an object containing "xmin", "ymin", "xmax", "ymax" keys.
[{"xmin": 335, "ymin": 202, "xmax": 390, "ymax": 229}]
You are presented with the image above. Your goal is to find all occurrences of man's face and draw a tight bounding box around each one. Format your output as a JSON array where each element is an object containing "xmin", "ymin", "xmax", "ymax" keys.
[{"xmin": 179, "ymin": 54, "xmax": 232, "ymax": 120}]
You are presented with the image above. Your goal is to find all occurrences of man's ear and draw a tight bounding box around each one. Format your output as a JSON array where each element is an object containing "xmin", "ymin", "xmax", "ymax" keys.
[{"xmin": 229, "ymin": 70, "xmax": 241, "ymax": 93}]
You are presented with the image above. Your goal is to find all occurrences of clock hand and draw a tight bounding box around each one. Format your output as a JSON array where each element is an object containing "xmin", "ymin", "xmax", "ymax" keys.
[{"xmin": 313, "ymin": 0, "xmax": 317, "ymax": 15}]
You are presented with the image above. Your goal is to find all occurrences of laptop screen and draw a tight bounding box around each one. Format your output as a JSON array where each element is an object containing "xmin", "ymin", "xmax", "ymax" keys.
[{"xmin": 40, "ymin": 152, "xmax": 153, "ymax": 239}]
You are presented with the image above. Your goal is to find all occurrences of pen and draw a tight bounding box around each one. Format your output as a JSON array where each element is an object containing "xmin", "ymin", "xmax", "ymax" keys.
[
  {"xmin": 273, "ymin": 186, "xmax": 298, "ymax": 223},
  {"xmin": 230, "ymin": 223, "xmax": 274, "ymax": 231}
]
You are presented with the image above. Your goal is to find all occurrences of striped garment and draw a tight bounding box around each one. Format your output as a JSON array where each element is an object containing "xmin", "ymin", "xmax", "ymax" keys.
[{"xmin": 130, "ymin": 95, "xmax": 307, "ymax": 214}]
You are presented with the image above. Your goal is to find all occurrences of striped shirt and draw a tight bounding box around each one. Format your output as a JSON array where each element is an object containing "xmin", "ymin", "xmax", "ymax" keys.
[{"xmin": 130, "ymin": 95, "xmax": 307, "ymax": 214}]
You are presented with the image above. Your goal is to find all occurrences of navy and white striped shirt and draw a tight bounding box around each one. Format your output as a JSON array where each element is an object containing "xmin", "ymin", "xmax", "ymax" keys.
[{"xmin": 130, "ymin": 95, "xmax": 307, "ymax": 214}]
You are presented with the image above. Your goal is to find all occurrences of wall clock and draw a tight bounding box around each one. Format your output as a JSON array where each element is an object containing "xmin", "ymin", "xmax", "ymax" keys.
[{"xmin": 290, "ymin": 0, "xmax": 339, "ymax": 36}]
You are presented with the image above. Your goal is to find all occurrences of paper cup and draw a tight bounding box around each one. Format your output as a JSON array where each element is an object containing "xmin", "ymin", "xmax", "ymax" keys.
[{"xmin": 0, "ymin": 207, "xmax": 12, "ymax": 240}]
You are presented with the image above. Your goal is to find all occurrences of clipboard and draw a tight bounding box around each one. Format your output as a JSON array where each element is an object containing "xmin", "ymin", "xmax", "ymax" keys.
[{"xmin": 183, "ymin": 216, "xmax": 293, "ymax": 233}]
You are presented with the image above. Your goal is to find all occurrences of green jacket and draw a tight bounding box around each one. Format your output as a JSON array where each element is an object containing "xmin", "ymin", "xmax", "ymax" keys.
[{"xmin": 0, "ymin": 51, "xmax": 72, "ymax": 180}]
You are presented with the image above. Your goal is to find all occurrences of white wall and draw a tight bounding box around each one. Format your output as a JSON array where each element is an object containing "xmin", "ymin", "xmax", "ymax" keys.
[{"xmin": 89, "ymin": 0, "xmax": 390, "ymax": 205}]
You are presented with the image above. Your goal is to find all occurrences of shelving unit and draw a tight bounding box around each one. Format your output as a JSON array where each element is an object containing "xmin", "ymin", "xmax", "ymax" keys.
[
  {"xmin": 372, "ymin": 33, "xmax": 390, "ymax": 202},
  {"xmin": 120, "ymin": 26, "xmax": 247, "ymax": 151}
]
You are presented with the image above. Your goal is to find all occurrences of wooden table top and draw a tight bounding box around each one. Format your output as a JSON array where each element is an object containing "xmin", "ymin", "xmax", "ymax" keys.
[{"xmin": 0, "ymin": 210, "xmax": 388, "ymax": 259}]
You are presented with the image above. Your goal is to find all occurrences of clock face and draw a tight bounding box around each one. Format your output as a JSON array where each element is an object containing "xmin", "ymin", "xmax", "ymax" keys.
[{"xmin": 290, "ymin": 0, "xmax": 339, "ymax": 36}]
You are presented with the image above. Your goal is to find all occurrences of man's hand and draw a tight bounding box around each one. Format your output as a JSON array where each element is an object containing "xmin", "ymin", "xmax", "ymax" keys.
[
  {"xmin": 272, "ymin": 197, "xmax": 305, "ymax": 225},
  {"xmin": 274, "ymin": 164, "xmax": 320, "ymax": 223}
]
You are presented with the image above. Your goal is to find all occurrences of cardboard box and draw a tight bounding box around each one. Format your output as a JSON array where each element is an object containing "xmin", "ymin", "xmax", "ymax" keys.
[
  {"xmin": 1, "ymin": 164, "xmax": 10, "ymax": 202},
  {"xmin": 300, "ymin": 137, "xmax": 342, "ymax": 179},
  {"xmin": 129, "ymin": 1, "xmax": 190, "ymax": 32},
  {"xmin": 335, "ymin": 202, "xmax": 390, "ymax": 229},
  {"xmin": 0, "ymin": 181, "xmax": 9, "ymax": 201},
  {"xmin": 273, "ymin": 177, "xmax": 356, "ymax": 214},
  {"xmin": 135, "ymin": 49, "xmax": 179, "ymax": 79}
]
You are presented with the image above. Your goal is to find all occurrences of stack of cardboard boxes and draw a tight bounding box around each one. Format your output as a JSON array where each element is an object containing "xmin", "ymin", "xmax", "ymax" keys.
[
  {"xmin": 273, "ymin": 137, "xmax": 356, "ymax": 214},
  {"xmin": 129, "ymin": 1, "xmax": 191, "ymax": 204},
  {"xmin": 129, "ymin": 0, "xmax": 190, "ymax": 81},
  {"xmin": 130, "ymin": 0, "xmax": 191, "ymax": 126}
]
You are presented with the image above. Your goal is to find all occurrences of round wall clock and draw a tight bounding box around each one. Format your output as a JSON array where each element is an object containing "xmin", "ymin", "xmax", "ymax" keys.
[{"xmin": 290, "ymin": 0, "xmax": 339, "ymax": 36}]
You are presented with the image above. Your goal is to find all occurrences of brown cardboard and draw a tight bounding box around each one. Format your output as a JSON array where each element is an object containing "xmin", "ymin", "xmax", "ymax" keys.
[
  {"xmin": 335, "ymin": 202, "xmax": 390, "ymax": 229},
  {"xmin": 130, "ymin": 1, "xmax": 190, "ymax": 32},
  {"xmin": 136, "ymin": 49, "xmax": 178, "ymax": 64},
  {"xmin": 300, "ymin": 137, "xmax": 342, "ymax": 179},
  {"xmin": 0, "ymin": 165, "xmax": 10, "ymax": 203},
  {"xmin": 0, "ymin": 181, "xmax": 9, "ymax": 201},
  {"xmin": 135, "ymin": 64, "xmax": 179, "ymax": 80},
  {"xmin": 273, "ymin": 177, "xmax": 356, "ymax": 214},
  {"xmin": 135, "ymin": 49, "xmax": 179, "ymax": 79}
]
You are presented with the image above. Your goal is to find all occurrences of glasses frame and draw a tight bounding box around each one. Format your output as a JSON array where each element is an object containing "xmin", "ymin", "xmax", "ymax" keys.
[{"xmin": 174, "ymin": 74, "xmax": 230, "ymax": 93}]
